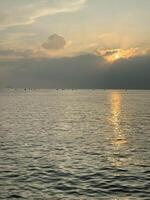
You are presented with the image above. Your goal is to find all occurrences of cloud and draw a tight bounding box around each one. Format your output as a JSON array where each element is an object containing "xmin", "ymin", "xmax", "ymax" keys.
[
  {"xmin": 96, "ymin": 47, "xmax": 150, "ymax": 63},
  {"xmin": 0, "ymin": 49, "xmax": 36, "ymax": 60},
  {"xmin": 42, "ymin": 34, "xmax": 67, "ymax": 50},
  {"xmin": 0, "ymin": 0, "xmax": 88, "ymax": 29},
  {"xmin": 96, "ymin": 49, "xmax": 119, "ymax": 57},
  {"xmin": 0, "ymin": 53, "xmax": 150, "ymax": 89},
  {"xmin": 0, "ymin": 34, "xmax": 69, "ymax": 60},
  {"xmin": 0, "ymin": 49, "xmax": 26, "ymax": 57}
]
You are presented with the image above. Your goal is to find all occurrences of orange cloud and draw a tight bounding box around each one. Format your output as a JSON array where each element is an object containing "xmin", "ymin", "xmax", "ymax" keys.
[{"xmin": 96, "ymin": 48, "xmax": 150, "ymax": 63}]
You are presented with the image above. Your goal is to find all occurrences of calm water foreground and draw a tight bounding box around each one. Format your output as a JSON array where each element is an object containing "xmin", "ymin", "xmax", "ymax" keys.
[{"xmin": 0, "ymin": 89, "xmax": 150, "ymax": 200}]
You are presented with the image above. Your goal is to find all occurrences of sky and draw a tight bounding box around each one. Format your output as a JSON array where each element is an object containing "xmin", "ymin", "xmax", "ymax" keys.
[{"xmin": 0, "ymin": 0, "xmax": 150, "ymax": 89}]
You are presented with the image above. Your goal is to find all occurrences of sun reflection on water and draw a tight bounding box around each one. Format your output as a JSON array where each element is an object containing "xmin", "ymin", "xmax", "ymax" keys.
[
  {"xmin": 110, "ymin": 91, "xmax": 127, "ymax": 145},
  {"xmin": 112, "ymin": 198, "xmax": 130, "ymax": 200},
  {"xmin": 108, "ymin": 91, "xmax": 129, "ymax": 167}
]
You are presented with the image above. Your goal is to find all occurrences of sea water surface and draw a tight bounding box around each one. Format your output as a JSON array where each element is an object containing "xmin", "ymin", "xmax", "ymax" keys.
[{"xmin": 0, "ymin": 89, "xmax": 150, "ymax": 200}]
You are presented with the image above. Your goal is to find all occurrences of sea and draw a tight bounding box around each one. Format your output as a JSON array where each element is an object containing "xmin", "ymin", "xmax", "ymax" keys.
[{"xmin": 0, "ymin": 89, "xmax": 150, "ymax": 200}]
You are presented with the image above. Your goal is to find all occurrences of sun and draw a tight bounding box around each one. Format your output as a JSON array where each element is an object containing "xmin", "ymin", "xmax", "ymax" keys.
[
  {"xmin": 115, "ymin": 53, "xmax": 120, "ymax": 59},
  {"xmin": 105, "ymin": 52, "xmax": 121, "ymax": 63}
]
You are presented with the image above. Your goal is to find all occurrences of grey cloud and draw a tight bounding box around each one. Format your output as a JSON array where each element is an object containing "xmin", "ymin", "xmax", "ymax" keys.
[
  {"xmin": 0, "ymin": 49, "xmax": 17, "ymax": 56},
  {"xmin": 42, "ymin": 34, "xmax": 67, "ymax": 50},
  {"xmin": 103, "ymin": 50, "xmax": 119, "ymax": 56},
  {"xmin": 96, "ymin": 49, "xmax": 119, "ymax": 56},
  {"xmin": 1, "ymin": 53, "xmax": 150, "ymax": 89},
  {"xmin": 0, "ymin": 49, "xmax": 33, "ymax": 58}
]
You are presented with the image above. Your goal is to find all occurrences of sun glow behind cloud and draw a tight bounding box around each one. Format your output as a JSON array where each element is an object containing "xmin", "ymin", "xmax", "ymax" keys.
[{"xmin": 96, "ymin": 48, "xmax": 149, "ymax": 63}]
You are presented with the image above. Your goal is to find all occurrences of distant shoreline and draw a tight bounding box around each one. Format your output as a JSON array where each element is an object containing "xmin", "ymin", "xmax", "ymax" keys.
[{"xmin": 1, "ymin": 88, "xmax": 150, "ymax": 91}]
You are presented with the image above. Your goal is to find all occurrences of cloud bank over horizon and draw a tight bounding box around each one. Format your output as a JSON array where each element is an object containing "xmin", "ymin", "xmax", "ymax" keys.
[{"xmin": 0, "ymin": 53, "xmax": 150, "ymax": 89}]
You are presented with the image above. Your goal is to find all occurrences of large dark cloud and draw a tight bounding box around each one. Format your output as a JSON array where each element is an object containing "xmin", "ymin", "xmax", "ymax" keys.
[{"xmin": 0, "ymin": 54, "xmax": 150, "ymax": 89}]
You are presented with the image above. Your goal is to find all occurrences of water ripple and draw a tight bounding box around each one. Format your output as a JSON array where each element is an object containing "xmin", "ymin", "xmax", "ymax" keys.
[{"xmin": 0, "ymin": 89, "xmax": 150, "ymax": 199}]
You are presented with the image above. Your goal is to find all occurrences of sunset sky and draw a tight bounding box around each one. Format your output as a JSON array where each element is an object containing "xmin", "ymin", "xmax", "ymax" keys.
[{"xmin": 0, "ymin": 0, "xmax": 150, "ymax": 88}]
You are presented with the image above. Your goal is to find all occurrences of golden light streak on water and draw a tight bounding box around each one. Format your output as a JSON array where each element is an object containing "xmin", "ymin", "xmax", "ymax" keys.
[{"xmin": 108, "ymin": 91, "xmax": 129, "ymax": 167}]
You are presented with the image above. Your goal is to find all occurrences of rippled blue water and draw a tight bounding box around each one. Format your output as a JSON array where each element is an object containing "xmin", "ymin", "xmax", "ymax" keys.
[{"xmin": 0, "ymin": 89, "xmax": 150, "ymax": 200}]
